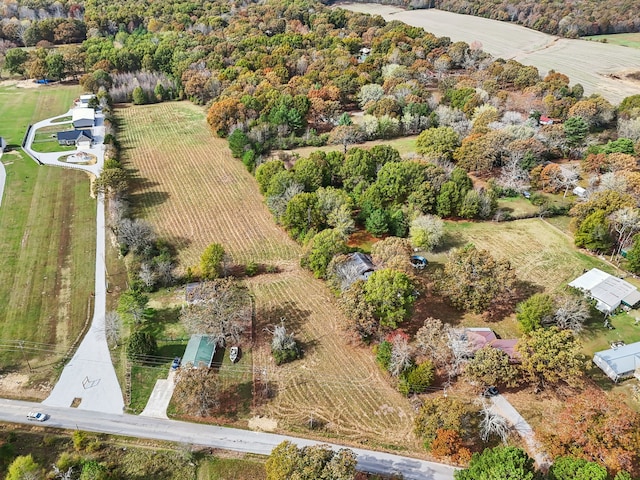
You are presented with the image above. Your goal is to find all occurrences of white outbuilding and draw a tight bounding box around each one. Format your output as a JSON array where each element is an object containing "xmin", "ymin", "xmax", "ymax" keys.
[
  {"xmin": 593, "ymin": 341, "xmax": 640, "ymax": 382},
  {"xmin": 568, "ymin": 268, "xmax": 640, "ymax": 314}
]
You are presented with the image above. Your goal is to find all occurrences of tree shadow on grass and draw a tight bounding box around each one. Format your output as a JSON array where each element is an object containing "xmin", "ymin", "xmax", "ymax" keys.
[
  {"xmin": 128, "ymin": 190, "xmax": 170, "ymax": 209},
  {"xmin": 257, "ymin": 301, "xmax": 312, "ymax": 334},
  {"xmin": 143, "ymin": 306, "xmax": 182, "ymax": 338},
  {"xmin": 216, "ymin": 380, "xmax": 253, "ymax": 421}
]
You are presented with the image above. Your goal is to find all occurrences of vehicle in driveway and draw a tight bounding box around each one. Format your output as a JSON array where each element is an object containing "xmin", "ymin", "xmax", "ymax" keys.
[
  {"xmin": 482, "ymin": 386, "xmax": 499, "ymax": 397},
  {"xmin": 27, "ymin": 412, "xmax": 48, "ymax": 421},
  {"xmin": 229, "ymin": 346, "xmax": 239, "ymax": 363},
  {"xmin": 171, "ymin": 357, "xmax": 181, "ymax": 370}
]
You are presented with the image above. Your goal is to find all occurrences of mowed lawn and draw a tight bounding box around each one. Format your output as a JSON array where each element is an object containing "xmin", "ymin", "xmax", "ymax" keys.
[
  {"xmin": 0, "ymin": 84, "xmax": 96, "ymax": 371},
  {"xmin": 585, "ymin": 33, "xmax": 640, "ymax": 49},
  {"xmin": 118, "ymin": 102, "xmax": 416, "ymax": 449},
  {"xmin": 438, "ymin": 218, "xmax": 616, "ymax": 293}
]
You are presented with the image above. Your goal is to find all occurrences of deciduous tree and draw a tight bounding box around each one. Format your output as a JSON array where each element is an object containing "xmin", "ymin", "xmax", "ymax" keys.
[
  {"xmin": 363, "ymin": 269, "xmax": 416, "ymax": 329},
  {"xmin": 516, "ymin": 326, "xmax": 583, "ymax": 389},
  {"xmin": 173, "ymin": 367, "xmax": 220, "ymax": 417},
  {"xmin": 180, "ymin": 279, "xmax": 251, "ymax": 346},
  {"xmin": 516, "ymin": 293, "xmax": 554, "ymax": 333},
  {"xmin": 266, "ymin": 441, "xmax": 356, "ymax": 480},
  {"xmin": 438, "ymin": 244, "xmax": 518, "ymax": 315},
  {"xmin": 409, "ymin": 214, "xmax": 444, "ymax": 251},
  {"xmin": 544, "ymin": 389, "xmax": 640, "ymax": 476},
  {"xmin": 199, "ymin": 243, "xmax": 225, "ymax": 280},
  {"xmin": 464, "ymin": 346, "xmax": 520, "ymax": 387},
  {"xmin": 454, "ymin": 447, "xmax": 536, "ymax": 480}
]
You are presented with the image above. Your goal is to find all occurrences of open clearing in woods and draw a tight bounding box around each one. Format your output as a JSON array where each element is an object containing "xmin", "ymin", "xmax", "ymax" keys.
[
  {"xmin": 340, "ymin": 3, "xmax": 640, "ymax": 104},
  {"xmin": 439, "ymin": 218, "xmax": 618, "ymax": 293},
  {"xmin": 118, "ymin": 102, "xmax": 416, "ymax": 449},
  {"xmin": 0, "ymin": 84, "xmax": 95, "ymax": 377}
]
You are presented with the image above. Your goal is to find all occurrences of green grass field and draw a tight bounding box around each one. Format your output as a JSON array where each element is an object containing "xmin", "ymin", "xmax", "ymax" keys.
[
  {"xmin": 585, "ymin": 33, "xmax": 640, "ymax": 49},
  {"xmin": 0, "ymin": 84, "xmax": 95, "ymax": 377}
]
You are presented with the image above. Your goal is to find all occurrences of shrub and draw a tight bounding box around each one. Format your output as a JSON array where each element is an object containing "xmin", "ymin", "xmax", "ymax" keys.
[{"xmin": 245, "ymin": 261, "xmax": 259, "ymax": 276}]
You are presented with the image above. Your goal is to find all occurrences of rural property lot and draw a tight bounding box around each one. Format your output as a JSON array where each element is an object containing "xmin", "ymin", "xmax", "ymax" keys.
[
  {"xmin": 118, "ymin": 102, "xmax": 416, "ymax": 448},
  {"xmin": 0, "ymin": 84, "xmax": 95, "ymax": 381},
  {"xmin": 340, "ymin": 3, "xmax": 640, "ymax": 104}
]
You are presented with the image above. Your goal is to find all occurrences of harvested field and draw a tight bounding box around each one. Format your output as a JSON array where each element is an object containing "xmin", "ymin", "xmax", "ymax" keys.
[
  {"xmin": 0, "ymin": 84, "xmax": 95, "ymax": 377},
  {"xmin": 117, "ymin": 102, "xmax": 298, "ymax": 270},
  {"xmin": 119, "ymin": 102, "xmax": 416, "ymax": 449},
  {"xmin": 248, "ymin": 270, "xmax": 415, "ymax": 446},
  {"xmin": 339, "ymin": 3, "xmax": 640, "ymax": 103}
]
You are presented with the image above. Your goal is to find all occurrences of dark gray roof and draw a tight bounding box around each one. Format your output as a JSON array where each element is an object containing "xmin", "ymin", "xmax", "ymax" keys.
[
  {"xmin": 335, "ymin": 252, "xmax": 376, "ymax": 290},
  {"xmin": 57, "ymin": 130, "xmax": 92, "ymax": 142}
]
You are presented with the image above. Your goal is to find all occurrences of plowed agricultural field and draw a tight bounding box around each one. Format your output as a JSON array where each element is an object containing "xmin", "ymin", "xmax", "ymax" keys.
[
  {"xmin": 118, "ymin": 102, "xmax": 416, "ymax": 448},
  {"xmin": 117, "ymin": 102, "xmax": 298, "ymax": 269}
]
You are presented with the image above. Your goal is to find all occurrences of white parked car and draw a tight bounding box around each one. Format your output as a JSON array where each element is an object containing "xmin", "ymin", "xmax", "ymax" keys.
[{"xmin": 27, "ymin": 412, "xmax": 48, "ymax": 422}]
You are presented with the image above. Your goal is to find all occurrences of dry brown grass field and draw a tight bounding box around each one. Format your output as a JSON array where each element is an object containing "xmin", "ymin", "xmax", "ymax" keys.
[
  {"xmin": 118, "ymin": 101, "xmax": 416, "ymax": 449},
  {"xmin": 340, "ymin": 3, "xmax": 640, "ymax": 104}
]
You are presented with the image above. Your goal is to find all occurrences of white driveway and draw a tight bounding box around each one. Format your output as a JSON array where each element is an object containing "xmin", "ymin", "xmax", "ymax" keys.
[
  {"xmin": 139, "ymin": 370, "xmax": 177, "ymax": 419},
  {"xmin": 42, "ymin": 193, "xmax": 125, "ymax": 414},
  {"xmin": 20, "ymin": 108, "xmax": 124, "ymax": 414},
  {"xmin": 489, "ymin": 395, "xmax": 550, "ymax": 468},
  {"xmin": 23, "ymin": 109, "xmax": 104, "ymax": 176}
]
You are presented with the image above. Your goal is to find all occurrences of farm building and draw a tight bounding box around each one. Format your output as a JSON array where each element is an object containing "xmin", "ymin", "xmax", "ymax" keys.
[
  {"xmin": 77, "ymin": 94, "xmax": 96, "ymax": 107},
  {"xmin": 0, "ymin": 137, "xmax": 6, "ymax": 152},
  {"xmin": 462, "ymin": 327, "xmax": 520, "ymax": 362},
  {"xmin": 569, "ymin": 268, "xmax": 640, "ymax": 314},
  {"xmin": 333, "ymin": 252, "xmax": 376, "ymax": 291},
  {"xmin": 593, "ymin": 341, "xmax": 640, "ymax": 382},
  {"xmin": 182, "ymin": 334, "xmax": 216, "ymax": 368},
  {"xmin": 56, "ymin": 130, "xmax": 92, "ymax": 148},
  {"xmin": 72, "ymin": 107, "xmax": 95, "ymax": 129}
]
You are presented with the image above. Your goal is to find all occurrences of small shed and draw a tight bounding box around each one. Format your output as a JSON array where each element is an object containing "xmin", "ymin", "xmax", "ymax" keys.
[
  {"xmin": 182, "ymin": 334, "xmax": 216, "ymax": 368},
  {"xmin": 334, "ymin": 252, "xmax": 376, "ymax": 290},
  {"xmin": 573, "ymin": 186, "xmax": 587, "ymax": 198},
  {"xmin": 72, "ymin": 107, "xmax": 95, "ymax": 129},
  {"xmin": 593, "ymin": 341, "xmax": 640, "ymax": 382}
]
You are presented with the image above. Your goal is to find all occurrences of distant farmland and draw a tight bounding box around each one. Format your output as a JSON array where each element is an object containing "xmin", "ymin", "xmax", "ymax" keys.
[
  {"xmin": 584, "ymin": 33, "xmax": 640, "ymax": 49},
  {"xmin": 340, "ymin": 3, "xmax": 640, "ymax": 104}
]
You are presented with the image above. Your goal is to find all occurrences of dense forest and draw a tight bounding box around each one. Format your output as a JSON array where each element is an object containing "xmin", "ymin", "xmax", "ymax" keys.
[{"xmin": 322, "ymin": 0, "xmax": 640, "ymax": 37}]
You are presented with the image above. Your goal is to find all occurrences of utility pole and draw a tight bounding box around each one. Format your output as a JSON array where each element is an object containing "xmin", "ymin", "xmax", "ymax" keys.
[{"xmin": 18, "ymin": 340, "xmax": 32, "ymax": 372}]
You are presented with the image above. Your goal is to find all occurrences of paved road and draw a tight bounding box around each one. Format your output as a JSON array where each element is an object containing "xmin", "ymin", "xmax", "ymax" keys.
[
  {"xmin": 1, "ymin": 398, "xmax": 457, "ymax": 480},
  {"xmin": 490, "ymin": 395, "xmax": 550, "ymax": 469}
]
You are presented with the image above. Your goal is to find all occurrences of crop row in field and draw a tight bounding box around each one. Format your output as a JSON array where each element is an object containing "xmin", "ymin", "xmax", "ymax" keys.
[{"xmin": 118, "ymin": 101, "xmax": 417, "ymax": 448}]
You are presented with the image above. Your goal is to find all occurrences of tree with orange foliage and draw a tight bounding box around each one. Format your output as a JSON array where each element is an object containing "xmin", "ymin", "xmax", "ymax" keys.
[
  {"xmin": 539, "ymin": 163, "xmax": 563, "ymax": 192},
  {"xmin": 207, "ymin": 98, "xmax": 246, "ymax": 137},
  {"xmin": 543, "ymin": 388, "xmax": 640, "ymax": 476},
  {"xmin": 431, "ymin": 429, "xmax": 472, "ymax": 465}
]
